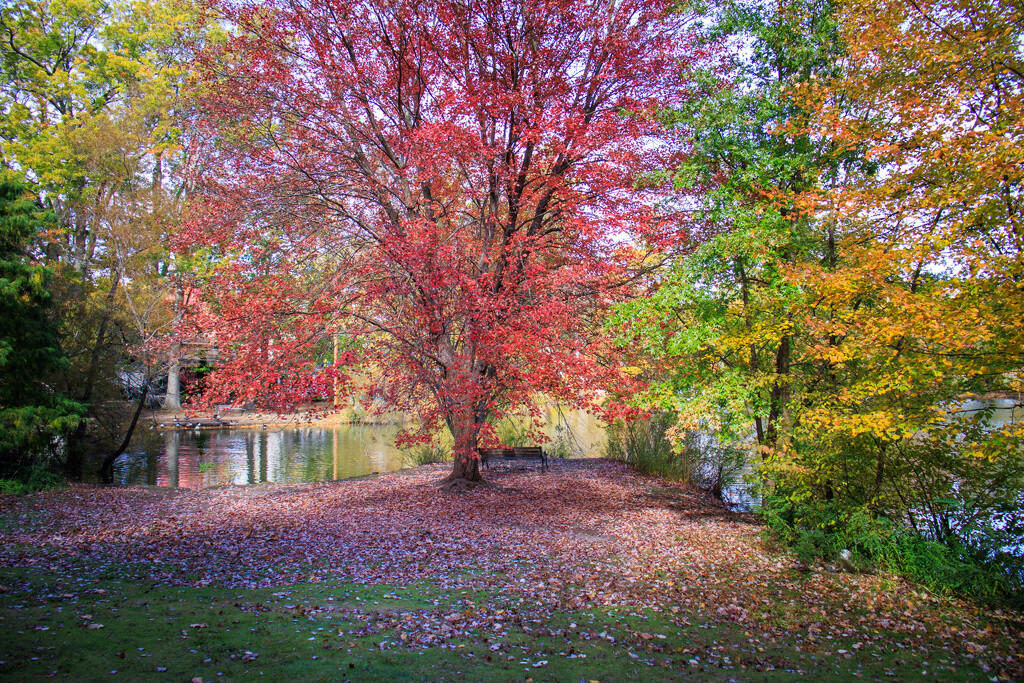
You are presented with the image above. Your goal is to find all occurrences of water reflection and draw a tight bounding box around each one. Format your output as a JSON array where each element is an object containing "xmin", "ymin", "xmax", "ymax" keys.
[
  {"xmin": 956, "ymin": 398, "xmax": 1021, "ymax": 426},
  {"xmin": 112, "ymin": 409, "xmax": 607, "ymax": 489},
  {"xmin": 145, "ymin": 425, "xmax": 409, "ymax": 489},
  {"xmin": 108, "ymin": 399, "xmax": 1019, "ymax": 494}
]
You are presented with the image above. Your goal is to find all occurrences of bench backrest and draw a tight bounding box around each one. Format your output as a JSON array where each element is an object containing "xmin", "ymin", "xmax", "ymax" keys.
[{"xmin": 478, "ymin": 447, "xmax": 544, "ymax": 459}]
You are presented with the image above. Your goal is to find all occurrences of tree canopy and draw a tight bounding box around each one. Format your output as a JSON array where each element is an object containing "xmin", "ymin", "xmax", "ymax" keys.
[
  {"xmin": 610, "ymin": 0, "xmax": 1023, "ymax": 596},
  {"xmin": 1, "ymin": 0, "xmax": 212, "ymax": 476},
  {"xmin": 184, "ymin": 0, "xmax": 697, "ymax": 483}
]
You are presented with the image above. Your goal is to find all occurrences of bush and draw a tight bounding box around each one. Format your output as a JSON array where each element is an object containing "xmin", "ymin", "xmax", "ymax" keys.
[
  {"xmin": 0, "ymin": 463, "xmax": 66, "ymax": 495},
  {"xmin": 493, "ymin": 420, "xmax": 532, "ymax": 447},
  {"xmin": 761, "ymin": 491, "xmax": 1023, "ymax": 606},
  {"xmin": 0, "ymin": 479, "xmax": 29, "ymax": 495},
  {"xmin": 605, "ymin": 411, "xmax": 675, "ymax": 477}
]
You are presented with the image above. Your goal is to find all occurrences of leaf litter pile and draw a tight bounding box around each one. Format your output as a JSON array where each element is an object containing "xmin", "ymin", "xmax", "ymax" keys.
[{"xmin": 2, "ymin": 459, "xmax": 1021, "ymax": 679}]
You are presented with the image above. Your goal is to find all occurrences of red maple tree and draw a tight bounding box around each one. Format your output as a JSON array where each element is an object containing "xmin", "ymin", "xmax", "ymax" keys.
[{"xmin": 181, "ymin": 0, "xmax": 696, "ymax": 483}]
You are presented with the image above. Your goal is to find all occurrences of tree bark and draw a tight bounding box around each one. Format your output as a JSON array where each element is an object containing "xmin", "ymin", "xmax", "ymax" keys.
[
  {"xmin": 765, "ymin": 333, "xmax": 791, "ymax": 447},
  {"xmin": 65, "ymin": 273, "xmax": 121, "ymax": 477},
  {"xmin": 446, "ymin": 449, "xmax": 482, "ymax": 483},
  {"xmin": 164, "ymin": 354, "xmax": 181, "ymax": 411},
  {"xmin": 441, "ymin": 419, "xmax": 483, "ymax": 484},
  {"xmin": 163, "ymin": 285, "xmax": 183, "ymax": 411}
]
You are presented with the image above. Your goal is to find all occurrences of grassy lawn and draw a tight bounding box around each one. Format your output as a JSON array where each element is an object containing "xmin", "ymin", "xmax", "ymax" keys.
[
  {"xmin": 1, "ymin": 460, "xmax": 1021, "ymax": 681},
  {"xmin": 3, "ymin": 570, "xmax": 1006, "ymax": 682}
]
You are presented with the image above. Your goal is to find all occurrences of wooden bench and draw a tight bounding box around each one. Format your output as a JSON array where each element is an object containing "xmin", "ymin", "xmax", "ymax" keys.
[{"xmin": 478, "ymin": 446, "xmax": 548, "ymax": 472}]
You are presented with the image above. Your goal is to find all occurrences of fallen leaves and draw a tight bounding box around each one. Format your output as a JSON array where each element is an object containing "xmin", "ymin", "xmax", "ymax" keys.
[{"xmin": 1, "ymin": 459, "xmax": 1021, "ymax": 679}]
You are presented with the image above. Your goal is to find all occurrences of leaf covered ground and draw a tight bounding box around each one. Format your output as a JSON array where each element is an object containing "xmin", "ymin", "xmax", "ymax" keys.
[{"xmin": 1, "ymin": 459, "xmax": 1021, "ymax": 681}]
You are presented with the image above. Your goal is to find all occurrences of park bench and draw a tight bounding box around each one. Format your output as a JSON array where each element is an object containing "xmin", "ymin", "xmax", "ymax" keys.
[{"xmin": 478, "ymin": 446, "xmax": 548, "ymax": 472}]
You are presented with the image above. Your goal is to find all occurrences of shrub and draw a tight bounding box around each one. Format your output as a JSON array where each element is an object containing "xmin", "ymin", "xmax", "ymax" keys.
[
  {"xmin": 493, "ymin": 420, "xmax": 532, "ymax": 447},
  {"xmin": 761, "ymin": 491, "xmax": 1023, "ymax": 606},
  {"xmin": 0, "ymin": 462, "xmax": 66, "ymax": 495}
]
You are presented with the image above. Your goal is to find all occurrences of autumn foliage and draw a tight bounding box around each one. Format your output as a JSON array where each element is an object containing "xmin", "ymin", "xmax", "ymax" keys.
[
  {"xmin": 612, "ymin": 0, "xmax": 1023, "ymax": 596},
  {"xmin": 181, "ymin": 0, "xmax": 695, "ymax": 481}
]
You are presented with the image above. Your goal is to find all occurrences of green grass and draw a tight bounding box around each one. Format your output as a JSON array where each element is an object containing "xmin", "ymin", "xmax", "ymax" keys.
[
  {"xmin": 0, "ymin": 568, "xmax": 1000, "ymax": 682},
  {"xmin": 401, "ymin": 445, "xmax": 452, "ymax": 467}
]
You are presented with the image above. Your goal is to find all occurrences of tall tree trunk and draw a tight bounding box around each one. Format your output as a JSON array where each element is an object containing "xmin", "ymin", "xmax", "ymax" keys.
[
  {"xmin": 164, "ymin": 355, "xmax": 181, "ymax": 411},
  {"xmin": 163, "ymin": 285, "xmax": 183, "ymax": 411},
  {"xmin": 65, "ymin": 273, "xmax": 121, "ymax": 478},
  {"xmin": 78, "ymin": 274, "xmax": 120, "ymax": 405},
  {"xmin": 765, "ymin": 333, "xmax": 791, "ymax": 447}
]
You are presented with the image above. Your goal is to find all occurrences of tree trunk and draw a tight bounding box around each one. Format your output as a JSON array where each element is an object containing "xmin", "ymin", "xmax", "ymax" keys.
[
  {"xmin": 765, "ymin": 333, "xmax": 791, "ymax": 447},
  {"xmin": 164, "ymin": 354, "xmax": 181, "ymax": 411},
  {"xmin": 99, "ymin": 384, "xmax": 148, "ymax": 483},
  {"xmin": 65, "ymin": 274, "xmax": 121, "ymax": 478},
  {"xmin": 441, "ymin": 420, "xmax": 483, "ymax": 484},
  {"xmin": 447, "ymin": 448, "xmax": 482, "ymax": 483},
  {"xmin": 163, "ymin": 285, "xmax": 183, "ymax": 411}
]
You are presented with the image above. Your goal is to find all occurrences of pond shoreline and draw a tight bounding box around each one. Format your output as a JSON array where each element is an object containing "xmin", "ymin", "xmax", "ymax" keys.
[
  {"xmin": 120, "ymin": 407, "xmax": 609, "ymax": 490},
  {"xmin": 148, "ymin": 402, "xmax": 399, "ymax": 430}
]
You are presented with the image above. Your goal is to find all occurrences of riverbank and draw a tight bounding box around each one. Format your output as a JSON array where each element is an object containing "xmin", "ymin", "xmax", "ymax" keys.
[
  {"xmin": 2, "ymin": 460, "xmax": 1021, "ymax": 681},
  {"xmin": 149, "ymin": 402, "xmax": 393, "ymax": 430}
]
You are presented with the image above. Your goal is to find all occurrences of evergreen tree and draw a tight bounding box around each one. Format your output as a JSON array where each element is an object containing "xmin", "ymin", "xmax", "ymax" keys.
[{"xmin": 0, "ymin": 181, "xmax": 84, "ymax": 475}]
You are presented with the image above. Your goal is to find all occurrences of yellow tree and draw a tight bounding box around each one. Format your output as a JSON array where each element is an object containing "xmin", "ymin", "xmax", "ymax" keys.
[
  {"xmin": 0, "ymin": 0, "xmax": 211, "ymax": 476},
  {"xmin": 774, "ymin": 0, "xmax": 1024, "ymax": 572}
]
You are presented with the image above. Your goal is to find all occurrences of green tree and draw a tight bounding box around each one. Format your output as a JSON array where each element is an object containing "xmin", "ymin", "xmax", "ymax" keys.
[
  {"xmin": 616, "ymin": 0, "xmax": 1024, "ymax": 597},
  {"xmin": 1, "ymin": 0, "xmax": 214, "ymax": 476},
  {"xmin": 774, "ymin": 0, "xmax": 1024, "ymax": 589},
  {"xmin": 612, "ymin": 0, "xmax": 853, "ymax": 450},
  {"xmin": 0, "ymin": 181, "xmax": 84, "ymax": 475}
]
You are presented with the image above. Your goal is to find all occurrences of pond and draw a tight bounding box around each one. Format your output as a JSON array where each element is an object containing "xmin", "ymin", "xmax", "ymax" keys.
[
  {"xmin": 104, "ymin": 398, "xmax": 1019, "ymax": 516},
  {"xmin": 108, "ymin": 408, "xmax": 608, "ymax": 490}
]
